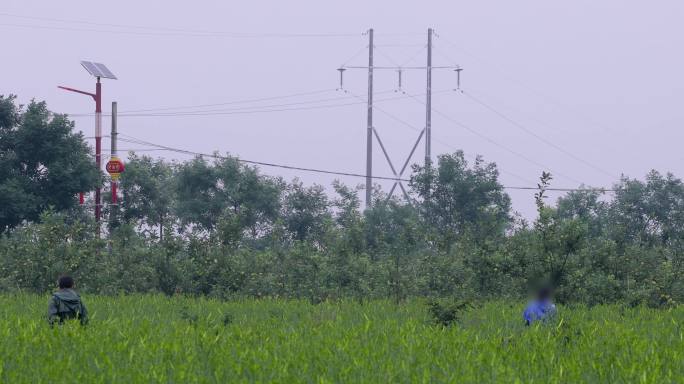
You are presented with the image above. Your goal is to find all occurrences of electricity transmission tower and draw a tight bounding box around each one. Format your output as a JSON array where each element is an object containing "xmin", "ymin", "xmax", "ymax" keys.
[{"xmin": 338, "ymin": 28, "xmax": 461, "ymax": 208}]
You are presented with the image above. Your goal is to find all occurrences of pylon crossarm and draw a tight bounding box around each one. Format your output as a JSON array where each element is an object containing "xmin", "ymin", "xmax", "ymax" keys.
[{"xmin": 345, "ymin": 65, "xmax": 458, "ymax": 70}]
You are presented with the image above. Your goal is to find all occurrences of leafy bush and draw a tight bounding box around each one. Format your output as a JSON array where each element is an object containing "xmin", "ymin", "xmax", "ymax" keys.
[{"xmin": 426, "ymin": 298, "xmax": 474, "ymax": 327}]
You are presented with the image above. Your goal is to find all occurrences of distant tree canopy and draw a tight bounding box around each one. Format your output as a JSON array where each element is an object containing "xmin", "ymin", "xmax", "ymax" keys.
[
  {"xmin": 0, "ymin": 95, "xmax": 98, "ymax": 231},
  {"xmin": 0, "ymin": 95, "xmax": 682, "ymax": 306},
  {"xmin": 410, "ymin": 152, "xmax": 511, "ymax": 250}
]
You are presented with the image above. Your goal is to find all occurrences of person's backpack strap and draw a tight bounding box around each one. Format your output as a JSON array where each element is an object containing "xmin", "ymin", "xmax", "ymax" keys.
[
  {"xmin": 50, "ymin": 294, "xmax": 63, "ymax": 323},
  {"xmin": 52, "ymin": 294, "xmax": 61, "ymax": 311}
]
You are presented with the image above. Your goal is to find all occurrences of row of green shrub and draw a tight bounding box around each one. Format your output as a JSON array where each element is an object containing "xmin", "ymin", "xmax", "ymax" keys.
[{"xmin": 1, "ymin": 209, "xmax": 680, "ymax": 307}]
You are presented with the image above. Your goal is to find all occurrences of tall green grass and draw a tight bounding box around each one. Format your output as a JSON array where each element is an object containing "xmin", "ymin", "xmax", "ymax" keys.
[{"xmin": 0, "ymin": 295, "xmax": 681, "ymax": 383}]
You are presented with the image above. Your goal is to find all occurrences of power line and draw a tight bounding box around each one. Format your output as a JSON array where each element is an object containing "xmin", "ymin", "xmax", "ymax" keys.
[
  {"xmin": 374, "ymin": 44, "xmax": 426, "ymax": 48},
  {"xmin": 430, "ymin": 37, "xmax": 617, "ymax": 184},
  {"xmin": 0, "ymin": 13, "xmax": 421, "ymax": 39},
  {"xmin": 69, "ymin": 89, "xmax": 377, "ymax": 116},
  {"xmin": 399, "ymin": 45, "xmax": 427, "ymax": 67},
  {"xmin": 103, "ymin": 148, "xmax": 169, "ymax": 152},
  {"xmin": 118, "ymin": 135, "xmax": 407, "ymax": 182},
  {"xmin": 0, "ymin": 22, "xmax": 261, "ymax": 37},
  {"xmin": 70, "ymin": 89, "xmax": 404, "ymax": 116},
  {"xmin": 434, "ymin": 35, "xmax": 620, "ymax": 135},
  {"xmin": 339, "ymin": 45, "xmax": 369, "ymax": 68},
  {"xmin": 373, "ymin": 46, "xmax": 403, "ymax": 68},
  {"xmin": 68, "ymin": 97, "xmax": 370, "ymax": 118},
  {"xmin": 401, "ymin": 91, "xmax": 586, "ymax": 185},
  {"xmin": 66, "ymin": 90, "xmax": 437, "ymax": 118},
  {"xmin": 91, "ymin": 93, "xmax": 536, "ymax": 188},
  {"xmin": 504, "ymin": 186, "xmax": 615, "ymax": 192},
  {"xmin": 0, "ymin": 14, "xmax": 361, "ymax": 38},
  {"xmin": 115, "ymin": 134, "xmax": 615, "ymax": 192},
  {"xmin": 84, "ymin": 104, "xmax": 615, "ymax": 192},
  {"xmin": 112, "ymin": 89, "xmax": 337, "ymax": 114},
  {"xmin": 459, "ymin": 89, "xmax": 618, "ymax": 179}
]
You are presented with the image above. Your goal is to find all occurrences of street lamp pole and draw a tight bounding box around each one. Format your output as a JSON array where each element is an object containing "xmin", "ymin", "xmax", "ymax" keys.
[
  {"xmin": 58, "ymin": 81, "xmax": 103, "ymax": 225},
  {"xmin": 58, "ymin": 61, "xmax": 117, "ymax": 233}
]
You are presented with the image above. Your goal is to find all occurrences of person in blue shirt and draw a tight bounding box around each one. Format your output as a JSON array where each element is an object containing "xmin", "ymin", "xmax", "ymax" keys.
[{"xmin": 523, "ymin": 287, "xmax": 556, "ymax": 326}]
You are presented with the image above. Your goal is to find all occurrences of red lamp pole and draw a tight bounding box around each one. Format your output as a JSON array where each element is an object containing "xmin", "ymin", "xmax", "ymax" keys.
[
  {"xmin": 58, "ymin": 78, "xmax": 103, "ymax": 226},
  {"xmin": 95, "ymin": 78, "xmax": 102, "ymax": 223}
]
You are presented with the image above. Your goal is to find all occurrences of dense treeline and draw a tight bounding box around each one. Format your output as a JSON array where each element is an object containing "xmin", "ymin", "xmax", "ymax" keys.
[{"xmin": 1, "ymin": 96, "xmax": 682, "ymax": 306}]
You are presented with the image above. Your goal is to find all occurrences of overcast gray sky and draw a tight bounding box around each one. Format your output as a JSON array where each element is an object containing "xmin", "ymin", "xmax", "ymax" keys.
[{"xmin": 3, "ymin": 0, "xmax": 684, "ymax": 218}]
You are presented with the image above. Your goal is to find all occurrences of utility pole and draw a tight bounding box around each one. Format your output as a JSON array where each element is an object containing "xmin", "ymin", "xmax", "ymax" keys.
[
  {"xmin": 110, "ymin": 101, "xmax": 118, "ymax": 203},
  {"xmin": 365, "ymin": 28, "xmax": 374, "ymax": 209},
  {"xmin": 108, "ymin": 101, "xmax": 119, "ymax": 229},
  {"xmin": 425, "ymin": 28, "xmax": 433, "ymax": 167},
  {"xmin": 106, "ymin": 102, "xmax": 125, "ymax": 230}
]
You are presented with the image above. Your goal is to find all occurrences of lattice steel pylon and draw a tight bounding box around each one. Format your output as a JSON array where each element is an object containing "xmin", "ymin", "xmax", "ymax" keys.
[{"xmin": 338, "ymin": 28, "xmax": 461, "ymax": 208}]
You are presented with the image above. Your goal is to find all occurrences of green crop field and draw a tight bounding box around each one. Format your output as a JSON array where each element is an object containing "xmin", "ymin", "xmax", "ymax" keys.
[{"xmin": 0, "ymin": 295, "xmax": 681, "ymax": 383}]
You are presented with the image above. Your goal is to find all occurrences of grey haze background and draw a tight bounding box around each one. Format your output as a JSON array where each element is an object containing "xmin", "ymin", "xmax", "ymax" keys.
[{"xmin": 3, "ymin": 0, "xmax": 684, "ymax": 219}]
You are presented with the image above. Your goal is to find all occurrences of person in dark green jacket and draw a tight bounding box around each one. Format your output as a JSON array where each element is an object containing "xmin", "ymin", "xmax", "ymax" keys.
[{"xmin": 47, "ymin": 275, "xmax": 88, "ymax": 326}]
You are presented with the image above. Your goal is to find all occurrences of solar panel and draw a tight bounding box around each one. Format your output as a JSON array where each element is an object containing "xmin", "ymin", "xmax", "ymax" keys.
[{"xmin": 80, "ymin": 61, "xmax": 117, "ymax": 80}]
